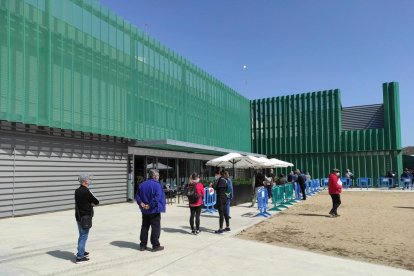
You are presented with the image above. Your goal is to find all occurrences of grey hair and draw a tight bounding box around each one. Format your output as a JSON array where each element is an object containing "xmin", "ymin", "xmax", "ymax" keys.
[{"xmin": 149, "ymin": 169, "xmax": 160, "ymax": 179}]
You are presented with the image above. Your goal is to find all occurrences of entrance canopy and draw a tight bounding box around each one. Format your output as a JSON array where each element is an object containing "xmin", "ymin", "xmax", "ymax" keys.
[{"xmin": 133, "ymin": 139, "xmax": 265, "ymax": 157}]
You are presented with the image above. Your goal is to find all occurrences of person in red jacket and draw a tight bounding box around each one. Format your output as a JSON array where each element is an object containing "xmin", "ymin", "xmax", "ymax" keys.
[
  {"xmin": 188, "ymin": 172, "xmax": 205, "ymax": 235},
  {"xmin": 328, "ymin": 168, "xmax": 343, "ymax": 217}
]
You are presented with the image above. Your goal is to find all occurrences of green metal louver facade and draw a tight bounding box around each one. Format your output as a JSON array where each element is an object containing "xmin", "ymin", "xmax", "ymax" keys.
[
  {"xmin": 0, "ymin": 0, "xmax": 251, "ymax": 152},
  {"xmin": 251, "ymin": 82, "xmax": 402, "ymax": 180}
]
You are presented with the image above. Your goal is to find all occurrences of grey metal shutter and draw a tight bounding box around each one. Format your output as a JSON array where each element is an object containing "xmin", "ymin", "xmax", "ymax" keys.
[{"xmin": 0, "ymin": 131, "xmax": 128, "ymax": 218}]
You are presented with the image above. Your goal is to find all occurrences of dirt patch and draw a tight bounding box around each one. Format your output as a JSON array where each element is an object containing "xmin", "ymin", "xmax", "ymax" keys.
[{"xmin": 238, "ymin": 191, "xmax": 414, "ymax": 271}]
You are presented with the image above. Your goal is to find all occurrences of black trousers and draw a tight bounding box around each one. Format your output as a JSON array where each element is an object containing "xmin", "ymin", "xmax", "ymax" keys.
[
  {"xmin": 330, "ymin": 194, "xmax": 341, "ymax": 215},
  {"xmin": 140, "ymin": 213, "xmax": 161, "ymax": 247},
  {"xmin": 300, "ymin": 183, "xmax": 306, "ymax": 200},
  {"xmin": 217, "ymin": 197, "xmax": 229, "ymax": 229},
  {"xmin": 189, "ymin": 206, "xmax": 202, "ymax": 231}
]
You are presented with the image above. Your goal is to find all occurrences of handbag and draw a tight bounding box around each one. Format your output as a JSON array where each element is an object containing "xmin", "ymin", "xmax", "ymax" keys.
[{"xmin": 76, "ymin": 204, "xmax": 92, "ymax": 229}]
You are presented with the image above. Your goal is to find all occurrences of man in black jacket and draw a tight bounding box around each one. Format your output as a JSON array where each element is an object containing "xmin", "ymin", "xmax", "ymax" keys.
[
  {"xmin": 250, "ymin": 169, "xmax": 265, "ymax": 207},
  {"xmin": 296, "ymin": 169, "xmax": 306, "ymax": 200},
  {"xmin": 75, "ymin": 174, "xmax": 99, "ymax": 263}
]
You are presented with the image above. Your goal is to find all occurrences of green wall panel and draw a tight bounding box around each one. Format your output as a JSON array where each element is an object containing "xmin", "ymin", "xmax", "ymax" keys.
[
  {"xmin": 0, "ymin": 0, "xmax": 251, "ymax": 152},
  {"xmin": 252, "ymin": 83, "xmax": 403, "ymax": 181}
]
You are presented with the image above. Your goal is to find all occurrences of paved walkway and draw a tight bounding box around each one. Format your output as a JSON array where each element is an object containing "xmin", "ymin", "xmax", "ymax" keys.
[{"xmin": 0, "ymin": 200, "xmax": 412, "ymax": 276}]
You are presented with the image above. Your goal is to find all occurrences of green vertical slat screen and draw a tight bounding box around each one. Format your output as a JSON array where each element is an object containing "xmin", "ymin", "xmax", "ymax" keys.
[
  {"xmin": 0, "ymin": 0, "xmax": 251, "ymax": 152},
  {"xmin": 252, "ymin": 82, "xmax": 402, "ymax": 181}
]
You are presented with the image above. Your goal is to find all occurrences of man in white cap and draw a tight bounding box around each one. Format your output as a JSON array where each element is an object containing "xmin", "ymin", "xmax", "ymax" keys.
[{"xmin": 74, "ymin": 174, "xmax": 99, "ymax": 263}]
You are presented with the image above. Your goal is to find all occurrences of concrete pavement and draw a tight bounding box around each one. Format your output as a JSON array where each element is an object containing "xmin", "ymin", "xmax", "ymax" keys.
[{"xmin": 0, "ymin": 199, "xmax": 412, "ymax": 276}]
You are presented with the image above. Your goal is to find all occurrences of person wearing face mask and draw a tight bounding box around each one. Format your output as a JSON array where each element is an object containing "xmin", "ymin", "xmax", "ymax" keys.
[
  {"xmin": 214, "ymin": 168, "xmax": 221, "ymax": 180},
  {"xmin": 74, "ymin": 174, "xmax": 99, "ymax": 263},
  {"xmin": 328, "ymin": 169, "xmax": 342, "ymax": 217}
]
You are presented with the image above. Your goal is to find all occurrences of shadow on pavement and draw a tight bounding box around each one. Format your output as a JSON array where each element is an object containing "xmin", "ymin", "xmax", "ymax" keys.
[
  {"xmin": 393, "ymin": 206, "xmax": 414, "ymax": 209},
  {"xmin": 162, "ymin": 227, "xmax": 191, "ymax": 235},
  {"xmin": 46, "ymin": 250, "xmax": 75, "ymax": 261},
  {"xmin": 297, "ymin": 213, "xmax": 331, "ymax": 218},
  {"xmin": 110, "ymin": 241, "xmax": 140, "ymax": 250},
  {"xmin": 241, "ymin": 212, "xmax": 257, "ymax": 217}
]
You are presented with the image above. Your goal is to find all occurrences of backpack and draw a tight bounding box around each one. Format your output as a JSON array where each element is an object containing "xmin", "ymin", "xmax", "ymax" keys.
[{"xmin": 187, "ymin": 183, "xmax": 200, "ymax": 204}]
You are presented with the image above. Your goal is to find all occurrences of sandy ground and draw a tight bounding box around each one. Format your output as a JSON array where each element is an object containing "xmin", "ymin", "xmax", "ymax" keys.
[{"xmin": 238, "ymin": 190, "xmax": 414, "ymax": 271}]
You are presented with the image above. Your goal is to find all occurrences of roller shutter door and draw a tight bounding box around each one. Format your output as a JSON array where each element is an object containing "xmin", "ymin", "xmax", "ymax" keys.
[{"xmin": 0, "ymin": 131, "xmax": 128, "ymax": 218}]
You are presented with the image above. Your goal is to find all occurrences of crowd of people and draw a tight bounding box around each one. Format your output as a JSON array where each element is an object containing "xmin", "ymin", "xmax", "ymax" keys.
[{"xmin": 74, "ymin": 165, "xmax": 411, "ymax": 263}]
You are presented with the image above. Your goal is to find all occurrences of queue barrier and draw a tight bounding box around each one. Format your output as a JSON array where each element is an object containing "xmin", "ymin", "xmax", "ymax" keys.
[
  {"xmin": 321, "ymin": 178, "xmax": 329, "ymax": 190},
  {"xmin": 271, "ymin": 185, "xmax": 287, "ymax": 211},
  {"xmin": 305, "ymin": 181, "xmax": 312, "ymax": 196},
  {"xmin": 340, "ymin": 177, "xmax": 353, "ymax": 189},
  {"xmin": 399, "ymin": 178, "xmax": 413, "ymax": 190},
  {"xmin": 284, "ymin": 183, "xmax": 296, "ymax": 205},
  {"xmin": 255, "ymin": 187, "xmax": 271, "ymax": 217},
  {"xmin": 294, "ymin": 182, "xmax": 302, "ymax": 200},
  {"xmin": 376, "ymin": 177, "xmax": 394, "ymax": 189},
  {"xmin": 312, "ymin": 179, "xmax": 321, "ymax": 193},
  {"xmin": 357, "ymin": 177, "xmax": 373, "ymax": 190},
  {"xmin": 202, "ymin": 187, "xmax": 217, "ymax": 213}
]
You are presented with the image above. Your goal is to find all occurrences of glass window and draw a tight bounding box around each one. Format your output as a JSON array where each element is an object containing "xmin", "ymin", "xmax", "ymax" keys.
[
  {"xmin": 167, "ymin": 159, "xmax": 177, "ymax": 189},
  {"xmin": 157, "ymin": 158, "xmax": 168, "ymax": 188}
]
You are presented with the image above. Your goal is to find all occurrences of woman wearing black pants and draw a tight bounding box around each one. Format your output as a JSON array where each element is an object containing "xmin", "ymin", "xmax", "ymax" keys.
[
  {"xmin": 188, "ymin": 173, "xmax": 205, "ymax": 234},
  {"xmin": 215, "ymin": 170, "xmax": 230, "ymax": 234}
]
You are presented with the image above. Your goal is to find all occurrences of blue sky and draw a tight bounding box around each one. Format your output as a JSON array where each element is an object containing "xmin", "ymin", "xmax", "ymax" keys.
[{"xmin": 101, "ymin": 0, "xmax": 413, "ymax": 146}]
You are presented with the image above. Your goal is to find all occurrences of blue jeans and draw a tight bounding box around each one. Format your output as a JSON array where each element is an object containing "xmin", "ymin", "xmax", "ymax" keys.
[
  {"xmin": 226, "ymin": 198, "xmax": 231, "ymax": 216},
  {"xmin": 77, "ymin": 222, "xmax": 90, "ymax": 259}
]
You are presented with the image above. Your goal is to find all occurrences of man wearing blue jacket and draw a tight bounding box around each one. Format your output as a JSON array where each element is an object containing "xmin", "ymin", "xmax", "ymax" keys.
[{"xmin": 135, "ymin": 169, "xmax": 166, "ymax": 252}]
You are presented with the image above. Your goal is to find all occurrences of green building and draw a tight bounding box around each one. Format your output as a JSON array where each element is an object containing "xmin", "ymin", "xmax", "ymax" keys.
[
  {"xmin": 0, "ymin": 0, "xmax": 403, "ymax": 218},
  {"xmin": 251, "ymin": 83, "xmax": 402, "ymax": 180},
  {"xmin": 0, "ymin": 0, "xmax": 252, "ymax": 218}
]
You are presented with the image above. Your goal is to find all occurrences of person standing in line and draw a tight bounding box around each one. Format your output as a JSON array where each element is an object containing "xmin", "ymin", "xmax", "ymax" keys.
[
  {"xmin": 214, "ymin": 170, "xmax": 230, "ymax": 234},
  {"xmin": 188, "ymin": 172, "xmax": 205, "ymax": 235},
  {"xmin": 345, "ymin": 169, "xmax": 354, "ymax": 188},
  {"xmin": 250, "ymin": 169, "xmax": 265, "ymax": 207},
  {"xmin": 305, "ymin": 171, "xmax": 311, "ymax": 182},
  {"xmin": 328, "ymin": 168, "xmax": 343, "ymax": 217},
  {"xmin": 74, "ymin": 174, "xmax": 99, "ymax": 263},
  {"xmin": 224, "ymin": 171, "xmax": 233, "ymax": 219},
  {"xmin": 266, "ymin": 169, "xmax": 275, "ymax": 199},
  {"xmin": 276, "ymin": 173, "xmax": 287, "ymax": 185},
  {"xmin": 287, "ymin": 171, "xmax": 294, "ymax": 183},
  {"xmin": 135, "ymin": 169, "xmax": 166, "ymax": 252},
  {"xmin": 296, "ymin": 169, "xmax": 306, "ymax": 200},
  {"xmin": 214, "ymin": 168, "xmax": 221, "ymax": 180}
]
